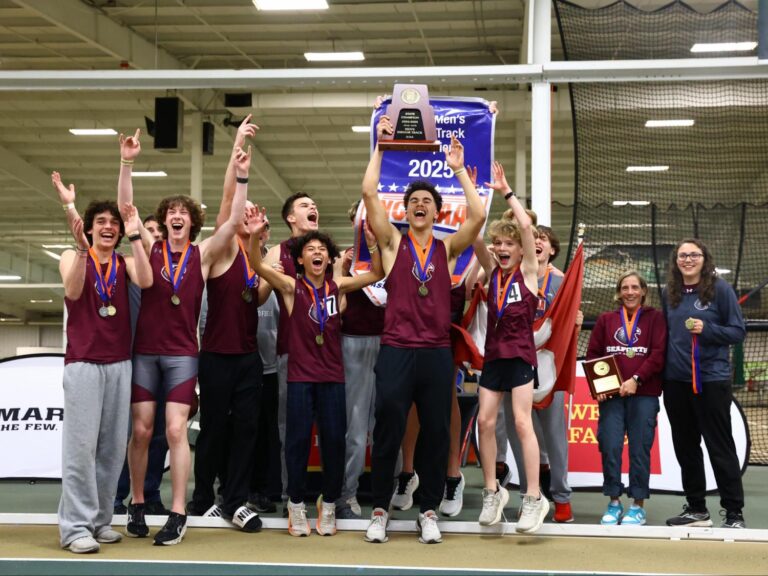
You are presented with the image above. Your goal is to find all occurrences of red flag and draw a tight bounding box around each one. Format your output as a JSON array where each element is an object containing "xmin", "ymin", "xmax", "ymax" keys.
[
  {"xmin": 451, "ymin": 284, "xmax": 487, "ymax": 370},
  {"xmin": 532, "ymin": 242, "xmax": 584, "ymax": 409}
]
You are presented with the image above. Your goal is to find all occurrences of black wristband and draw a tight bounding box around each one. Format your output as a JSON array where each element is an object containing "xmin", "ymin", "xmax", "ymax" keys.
[
  {"xmin": 236, "ymin": 176, "xmax": 249, "ymax": 184},
  {"xmin": 504, "ymin": 191, "xmax": 515, "ymax": 200},
  {"xmin": 128, "ymin": 233, "xmax": 141, "ymax": 242}
]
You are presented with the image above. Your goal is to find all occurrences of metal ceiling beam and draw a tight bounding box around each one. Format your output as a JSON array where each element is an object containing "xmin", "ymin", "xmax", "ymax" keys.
[{"xmin": 0, "ymin": 143, "xmax": 65, "ymax": 206}]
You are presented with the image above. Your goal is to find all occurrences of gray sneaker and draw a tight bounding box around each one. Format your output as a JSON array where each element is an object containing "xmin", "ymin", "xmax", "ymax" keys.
[
  {"xmin": 666, "ymin": 504, "xmax": 713, "ymax": 527},
  {"xmin": 478, "ymin": 482, "xmax": 509, "ymax": 526},
  {"xmin": 336, "ymin": 505, "xmax": 362, "ymax": 520},
  {"xmin": 516, "ymin": 494, "xmax": 549, "ymax": 534},
  {"xmin": 67, "ymin": 535, "xmax": 100, "ymax": 554}
]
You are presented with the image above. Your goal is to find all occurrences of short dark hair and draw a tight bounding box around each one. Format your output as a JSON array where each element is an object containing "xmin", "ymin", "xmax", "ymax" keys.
[
  {"xmin": 403, "ymin": 180, "xmax": 443, "ymax": 213},
  {"xmin": 281, "ymin": 192, "xmax": 313, "ymax": 230},
  {"xmin": 143, "ymin": 214, "xmax": 158, "ymax": 225},
  {"xmin": 537, "ymin": 225, "xmax": 560, "ymax": 263},
  {"xmin": 155, "ymin": 195, "xmax": 205, "ymax": 242},
  {"xmin": 83, "ymin": 200, "xmax": 124, "ymax": 248},
  {"xmin": 290, "ymin": 230, "xmax": 340, "ymax": 275}
]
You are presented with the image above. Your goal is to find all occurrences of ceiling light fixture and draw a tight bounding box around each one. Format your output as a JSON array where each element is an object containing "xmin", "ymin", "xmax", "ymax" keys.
[
  {"xmin": 253, "ymin": 0, "xmax": 328, "ymax": 10},
  {"xmin": 132, "ymin": 171, "xmax": 168, "ymax": 177},
  {"xmin": 645, "ymin": 119, "xmax": 695, "ymax": 128},
  {"xmin": 41, "ymin": 244, "xmax": 73, "ymax": 249},
  {"xmin": 690, "ymin": 42, "xmax": 757, "ymax": 53},
  {"xmin": 42, "ymin": 250, "xmax": 62, "ymax": 261},
  {"xmin": 0, "ymin": 275, "xmax": 22, "ymax": 281},
  {"xmin": 69, "ymin": 128, "xmax": 118, "ymax": 136},
  {"xmin": 351, "ymin": 126, "xmax": 371, "ymax": 133},
  {"xmin": 626, "ymin": 166, "xmax": 669, "ymax": 172},
  {"xmin": 305, "ymin": 51, "xmax": 365, "ymax": 62},
  {"xmin": 612, "ymin": 200, "xmax": 651, "ymax": 206},
  {"xmin": 29, "ymin": 299, "xmax": 54, "ymax": 304}
]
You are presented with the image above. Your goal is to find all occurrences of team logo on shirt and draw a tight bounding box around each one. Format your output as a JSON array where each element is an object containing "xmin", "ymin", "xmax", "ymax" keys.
[
  {"xmin": 308, "ymin": 296, "xmax": 338, "ymax": 324},
  {"xmin": 160, "ymin": 266, "xmax": 187, "ymax": 284},
  {"xmin": 613, "ymin": 326, "xmax": 641, "ymax": 346},
  {"xmin": 411, "ymin": 262, "xmax": 435, "ymax": 284},
  {"xmin": 694, "ymin": 299, "xmax": 710, "ymax": 311}
]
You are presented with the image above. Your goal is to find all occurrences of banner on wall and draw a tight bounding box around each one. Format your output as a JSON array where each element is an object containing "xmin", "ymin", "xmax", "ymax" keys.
[
  {"xmin": 501, "ymin": 361, "xmax": 750, "ymax": 492},
  {"xmin": 351, "ymin": 97, "xmax": 496, "ymax": 306},
  {"xmin": 0, "ymin": 354, "xmax": 64, "ymax": 479}
]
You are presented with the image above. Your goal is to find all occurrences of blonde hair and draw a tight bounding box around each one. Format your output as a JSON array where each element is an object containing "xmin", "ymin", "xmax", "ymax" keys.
[
  {"xmin": 502, "ymin": 208, "xmax": 538, "ymax": 227},
  {"xmin": 488, "ymin": 218, "xmax": 521, "ymax": 245}
]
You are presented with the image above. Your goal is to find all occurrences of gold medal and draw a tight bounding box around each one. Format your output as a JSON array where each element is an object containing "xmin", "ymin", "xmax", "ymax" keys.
[
  {"xmin": 315, "ymin": 334, "xmax": 324, "ymax": 346},
  {"xmin": 242, "ymin": 288, "xmax": 253, "ymax": 303},
  {"xmin": 594, "ymin": 361, "xmax": 610, "ymax": 376},
  {"xmin": 418, "ymin": 284, "xmax": 429, "ymax": 297},
  {"xmin": 171, "ymin": 294, "xmax": 181, "ymax": 306},
  {"xmin": 685, "ymin": 317, "xmax": 695, "ymax": 330},
  {"xmin": 626, "ymin": 348, "xmax": 635, "ymax": 358},
  {"xmin": 98, "ymin": 306, "xmax": 109, "ymax": 318},
  {"xmin": 107, "ymin": 305, "xmax": 117, "ymax": 317}
]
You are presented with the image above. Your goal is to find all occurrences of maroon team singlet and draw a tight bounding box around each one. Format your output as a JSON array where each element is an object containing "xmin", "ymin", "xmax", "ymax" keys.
[{"xmin": 483, "ymin": 266, "xmax": 537, "ymax": 365}]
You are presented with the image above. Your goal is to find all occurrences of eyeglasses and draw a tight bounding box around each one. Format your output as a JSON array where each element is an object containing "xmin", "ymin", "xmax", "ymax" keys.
[{"xmin": 677, "ymin": 252, "xmax": 703, "ymax": 261}]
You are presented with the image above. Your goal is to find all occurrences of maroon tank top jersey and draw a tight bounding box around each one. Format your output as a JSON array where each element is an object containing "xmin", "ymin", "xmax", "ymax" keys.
[
  {"xmin": 134, "ymin": 241, "xmax": 204, "ymax": 356},
  {"xmin": 201, "ymin": 252, "xmax": 259, "ymax": 354},
  {"xmin": 287, "ymin": 279, "xmax": 344, "ymax": 383},
  {"xmin": 341, "ymin": 287, "xmax": 385, "ymax": 336},
  {"xmin": 483, "ymin": 267, "xmax": 537, "ymax": 365},
  {"xmin": 382, "ymin": 234, "xmax": 451, "ymax": 349},
  {"xmin": 65, "ymin": 252, "xmax": 132, "ymax": 364}
]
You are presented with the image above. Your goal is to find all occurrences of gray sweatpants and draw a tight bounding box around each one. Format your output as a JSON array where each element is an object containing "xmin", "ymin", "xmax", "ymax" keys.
[
  {"xmin": 338, "ymin": 334, "xmax": 380, "ymax": 504},
  {"xmin": 277, "ymin": 353, "xmax": 289, "ymax": 497},
  {"xmin": 504, "ymin": 390, "xmax": 572, "ymax": 503},
  {"xmin": 58, "ymin": 360, "xmax": 131, "ymax": 547}
]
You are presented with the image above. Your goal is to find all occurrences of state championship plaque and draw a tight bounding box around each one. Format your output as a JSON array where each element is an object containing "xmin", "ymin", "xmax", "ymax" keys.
[
  {"xmin": 379, "ymin": 84, "xmax": 441, "ymax": 152},
  {"xmin": 584, "ymin": 354, "xmax": 623, "ymax": 400}
]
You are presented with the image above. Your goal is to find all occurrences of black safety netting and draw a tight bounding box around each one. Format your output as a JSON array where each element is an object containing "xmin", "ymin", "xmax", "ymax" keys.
[{"xmin": 556, "ymin": 0, "xmax": 768, "ymax": 463}]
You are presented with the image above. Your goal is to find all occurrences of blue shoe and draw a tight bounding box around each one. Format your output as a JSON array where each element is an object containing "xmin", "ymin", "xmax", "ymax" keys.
[
  {"xmin": 621, "ymin": 506, "xmax": 646, "ymax": 526},
  {"xmin": 600, "ymin": 502, "xmax": 624, "ymax": 525}
]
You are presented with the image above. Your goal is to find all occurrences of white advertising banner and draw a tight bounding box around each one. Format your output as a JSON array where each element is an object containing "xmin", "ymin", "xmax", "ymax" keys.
[
  {"xmin": 0, "ymin": 354, "xmax": 64, "ymax": 478},
  {"xmin": 500, "ymin": 361, "xmax": 750, "ymax": 492}
]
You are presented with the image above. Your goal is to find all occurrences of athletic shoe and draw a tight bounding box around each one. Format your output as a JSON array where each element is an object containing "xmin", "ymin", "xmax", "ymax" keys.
[
  {"xmin": 478, "ymin": 482, "xmax": 509, "ymax": 526},
  {"xmin": 145, "ymin": 501, "xmax": 170, "ymax": 516},
  {"xmin": 126, "ymin": 503, "xmax": 149, "ymax": 538},
  {"xmin": 516, "ymin": 494, "xmax": 549, "ymax": 534},
  {"xmin": 287, "ymin": 501, "xmax": 311, "ymax": 537},
  {"xmin": 439, "ymin": 473, "xmax": 465, "ymax": 517},
  {"xmin": 621, "ymin": 505, "xmax": 646, "ymax": 526},
  {"xmin": 113, "ymin": 502, "xmax": 128, "ymax": 515},
  {"xmin": 153, "ymin": 512, "xmax": 187, "ymax": 546},
  {"xmin": 316, "ymin": 496, "xmax": 337, "ymax": 536},
  {"xmin": 95, "ymin": 529, "xmax": 122, "ymax": 543},
  {"xmin": 721, "ymin": 510, "xmax": 746, "ymax": 529},
  {"xmin": 495, "ymin": 462, "xmax": 512, "ymax": 488},
  {"xmin": 67, "ymin": 535, "xmax": 100, "ymax": 554},
  {"xmin": 346, "ymin": 496, "xmax": 362, "ymax": 517},
  {"xmin": 539, "ymin": 465, "xmax": 553, "ymax": 501},
  {"xmin": 336, "ymin": 504, "xmax": 361, "ymax": 520},
  {"xmin": 391, "ymin": 471, "xmax": 419, "ymax": 510},
  {"xmin": 666, "ymin": 504, "xmax": 713, "ymax": 527},
  {"xmin": 417, "ymin": 510, "xmax": 442, "ymax": 544},
  {"xmin": 230, "ymin": 505, "xmax": 262, "ymax": 532},
  {"xmin": 247, "ymin": 493, "xmax": 277, "ymax": 514},
  {"xmin": 600, "ymin": 501, "xmax": 624, "ymax": 525},
  {"xmin": 203, "ymin": 504, "xmax": 223, "ymax": 518},
  {"xmin": 553, "ymin": 501, "xmax": 574, "ymax": 523},
  {"xmin": 185, "ymin": 500, "xmax": 210, "ymax": 516},
  {"xmin": 364, "ymin": 508, "xmax": 389, "ymax": 543}
]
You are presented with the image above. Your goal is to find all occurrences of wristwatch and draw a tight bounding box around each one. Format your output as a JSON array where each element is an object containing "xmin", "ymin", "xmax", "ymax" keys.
[{"xmin": 633, "ymin": 374, "xmax": 643, "ymax": 386}]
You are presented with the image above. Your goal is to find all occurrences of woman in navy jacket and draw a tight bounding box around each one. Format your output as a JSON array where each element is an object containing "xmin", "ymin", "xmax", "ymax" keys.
[{"xmin": 662, "ymin": 238, "xmax": 746, "ymax": 529}]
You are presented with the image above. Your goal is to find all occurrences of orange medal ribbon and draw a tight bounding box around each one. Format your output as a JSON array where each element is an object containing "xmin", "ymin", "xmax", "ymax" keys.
[
  {"xmin": 87, "ymin": 248, "xmax": 119, "ymax": 303},
  {"xmin": 495, "ymin": 266, "xmax": 520, "ymax": 314},
  {"xmin": 162, "ymin": 240, "xmax": 191, "ymax": 293},
  {"xmin": 407, "ymin": 230, "xmax": 434, "ymax": 273}
]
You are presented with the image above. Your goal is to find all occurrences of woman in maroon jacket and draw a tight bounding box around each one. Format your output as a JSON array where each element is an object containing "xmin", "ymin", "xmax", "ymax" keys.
[{"xmin": 586, "ymin": 270, "xmax": 666, "ymax": 526}]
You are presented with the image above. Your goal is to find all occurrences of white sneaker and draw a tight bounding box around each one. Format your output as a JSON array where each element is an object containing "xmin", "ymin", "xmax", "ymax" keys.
[
  {"xmin": 95, "ymin": 529, "xmax": 122, "ymax": 544},
  {"xmin": 417, "ymin": 510, "xmax": 442, "ymax": 544},
  {"xmin": 365, "ymin": 508, "xmax": 389, "ymax": 543},
  {"xmin": 516, "ymin": 494, "xmax": 550, "ymax": 534},
  {"xmin": 479, "ymin": 482, "xmax": 509, "ymax": 526},
  {"xmin": 203, "ymin": 504, "xmax": 223, "ymax": 518},
  {"xmin": 316, "ymin": 496, "xmax": 337, "ymax": 536},
  {"xmin": 439, "ymin": 473, "xmax": 465, "ymax": 517},
  {"xmin": 231, "ymin": 505, "xmax": 262, "ymax": 532},
  {"xmin": 347, "ymin": 496, "xmax": 362, "ymax": 517},
  {"xmin": 67, "ymin": 535, "xmax": 100, "ymax": 554},
  {"xmin": 287, "ymin": 501, "xmax": 311, "ymax": 537},
  {"xmin": 391, "ymin": 472, "xmax": 419, "ymax": 510}
]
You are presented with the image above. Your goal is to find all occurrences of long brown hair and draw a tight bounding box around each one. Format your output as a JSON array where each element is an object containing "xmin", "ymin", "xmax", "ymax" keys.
[{"xmin": 666, "ymin": 238, "xmax": 717, "ymax": 308}]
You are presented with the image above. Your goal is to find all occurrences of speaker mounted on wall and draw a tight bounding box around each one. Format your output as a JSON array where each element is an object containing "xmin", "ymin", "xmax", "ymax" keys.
[{"xmin": 154, "ymin": 97, "xmax": 184, "ymax": 151}]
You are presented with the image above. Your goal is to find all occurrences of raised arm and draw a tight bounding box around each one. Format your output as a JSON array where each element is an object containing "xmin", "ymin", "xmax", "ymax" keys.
[
  {"xmin": 362, "ymin": 115, "xmax": 398, "ymax": 251},
  {"xmin": 52, "ymin": 172, "xmax": 90, "ymax": 300},
  {"xmin": 217, "ymin": 114, "xmax": 259, "ymax": 230},
  {"xmin": 202, "ymin": 146, "xmax": 250, "ymax": 266},
  {"xmin": 338, "ymin": 222, "xmax": 384, "ymax": 293},
  {"xmin": 246, "ymin": 205, "xmax": 295, "ymax": 297},
  {"xmin": 117, "ymin": 129, "xmax": 153, "ymax": 254},
  {"xmin": 121, "ymin": 203, "xmax": 153, "ymax": 289},
  {"xmin": 444, "ymin": 134, "xmax": 485, "ymax": 261}
]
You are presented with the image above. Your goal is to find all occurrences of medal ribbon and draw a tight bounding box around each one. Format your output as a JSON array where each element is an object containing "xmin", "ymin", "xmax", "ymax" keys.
[
  {"xmin": 538, "ymin": 267, "xmax": 553, "ymax": 302},
  {"xmin": 236, "ymin": 237, "xmax": 258, "ymax": 291},
  {"xmin": 88, "ymin": 248, "xmax": 118, "ymax": 304},
  {"xmin": 621, "ymin": 306, "xmax": 642, "ymax": 355},
  {"xmin": 407, "ymin": 230, "xmax": 436, "ymax": 285},
  {"xmin": 162, "ymin": 240, "xmax": 192, "ymax": 296},
  {"xmin": 691, "ymin": 335, "xmax": 702, "ymax": 394},
  {"xmin": 302, "ymin": 278, "xmax": 329, "ymax": 337},
  {"xmin": 493, "ymin": 266, "xmax": 520, "ymax": 324}
]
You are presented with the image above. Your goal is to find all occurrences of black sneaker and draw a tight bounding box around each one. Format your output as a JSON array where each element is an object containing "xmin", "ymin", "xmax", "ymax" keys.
[
  {"xmin": 666, "ymin": 504, "xmax": 713, "ymax": 527},
  {"xmin": 721, "ymin": 510, "xmax": 746, "ymax": 529},
  {"xmin": 126, "ymin": 503, "xmax": 149, "ymax": 538},
  {"xmin": 229, "ymin": 505, "xmax": 263, "ymax": 532},
  {"xmin": 495, "ymin": 462, "xmax": 512, "ymax": 488},
  {"xmin": 247, "ymin": 492, "xmax": 277, "ymax": 514},
  {"xmin": 153, "ymin": 512, "xmax": 187, "ymax": 546},
  {"xmin": 145, "ymin": 501, "xmax": 170, "ymax": 516},
  {"xmin": 186, "ymin": 500, "xmax": 211, "ymax": 516},
  {"xmin": 113, "ymin": 502, "xmax": 128, "ymax": 515},
  {"xmin": 540, "ymin": 465, "xmax": 553, "ymax": 501}
]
